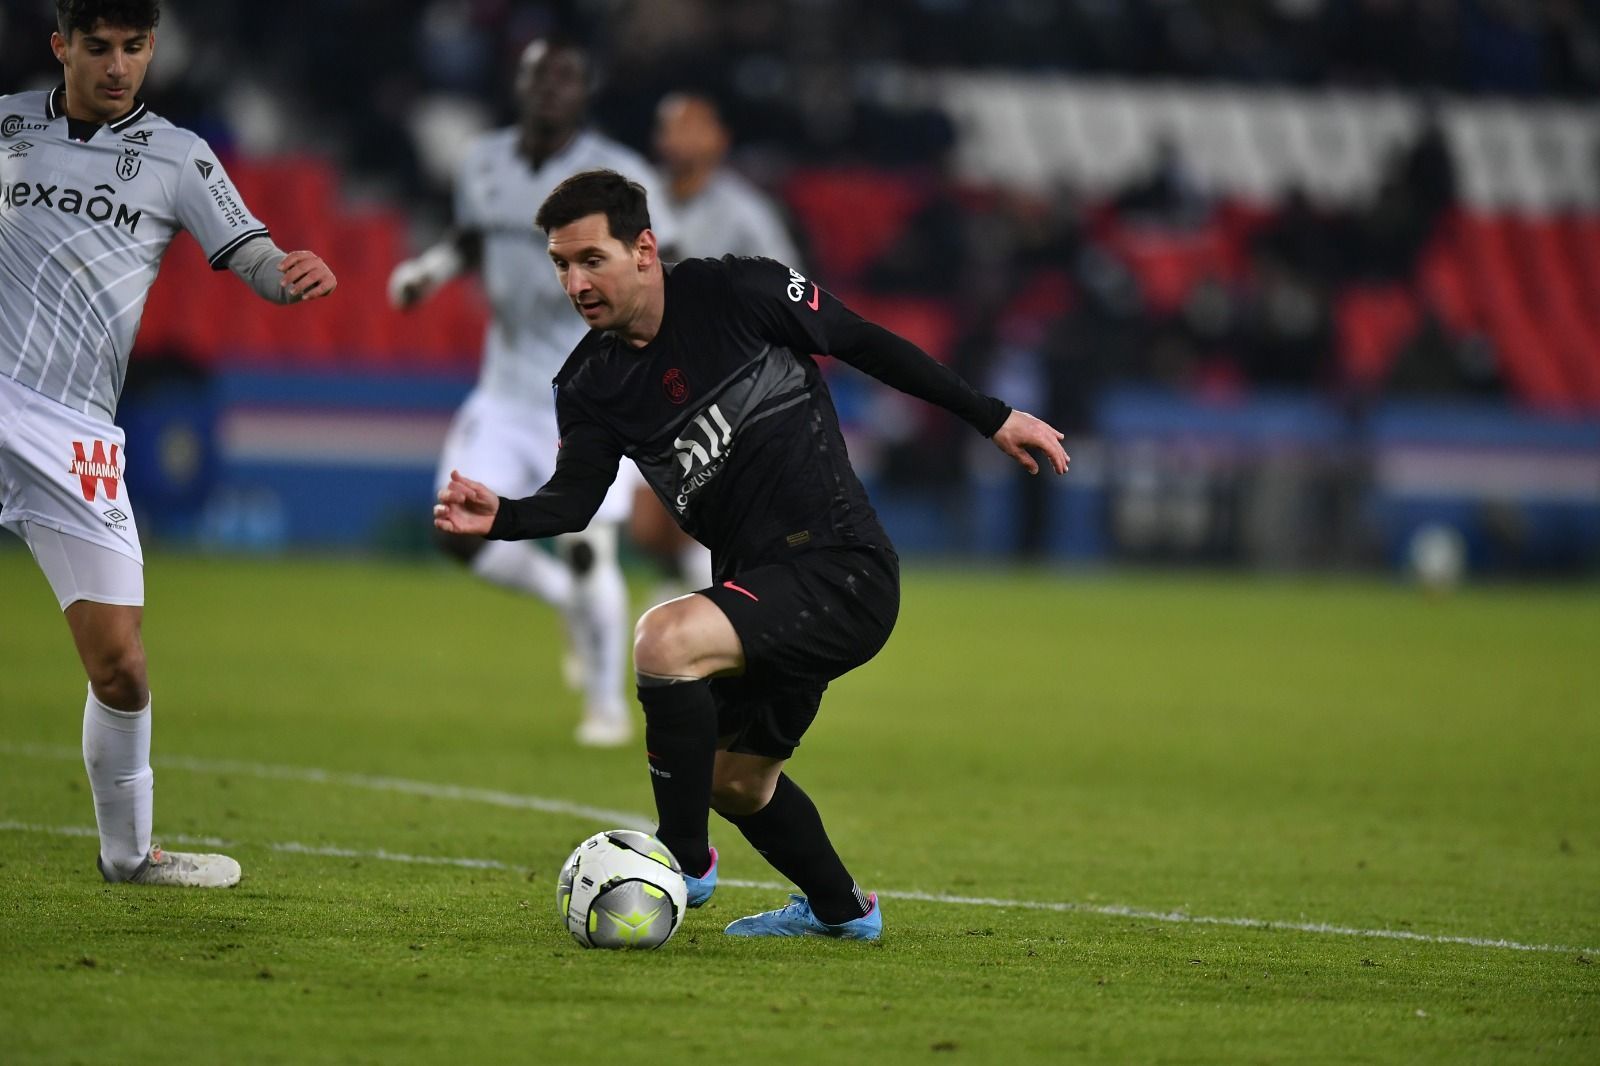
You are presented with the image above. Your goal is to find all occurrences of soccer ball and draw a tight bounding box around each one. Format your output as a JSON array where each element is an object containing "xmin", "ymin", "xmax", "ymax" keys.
[{"xmin": 556, "ymin": 830, "xmax": 688, "ymax": 950}]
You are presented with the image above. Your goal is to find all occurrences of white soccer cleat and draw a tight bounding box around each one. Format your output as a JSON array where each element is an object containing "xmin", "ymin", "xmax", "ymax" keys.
[
  {"xmin": 100, "ymin": 846, "xmax": 242, "ymax": 888},
  {"xmin": 575, "ymin": 712, "xmax": 634, "ymax": 748}
]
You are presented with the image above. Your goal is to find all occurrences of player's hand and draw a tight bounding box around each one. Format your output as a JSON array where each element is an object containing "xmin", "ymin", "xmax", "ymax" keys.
[
  {"xmin": 387, "ymin": 257, "xmax": 438, "ymax": 310},
  {"xmin": 433, "ymin": 470, "xmax": 500, "ymax": 536},
  {"xmin": 280, "ymin": 251, "xmax": 337, "ymax": 302},
  {"xmin": 992, "ymin": 410, "xmax": 1069, "ymax": 476}
]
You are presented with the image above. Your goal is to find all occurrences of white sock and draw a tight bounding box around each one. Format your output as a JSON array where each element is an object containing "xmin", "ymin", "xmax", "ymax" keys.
[
  {"xmin": 81, "ymin": 685, "xmax": 153, "ymax": 879},
  {"xmin": 563, "ymin": 527, "xmax": 630, "ymax": 724},
  {"xmin": 679, "ymin": 542, "xmax": 713, "ymax": 590},
  {"xmin": 471, "ymin": 539, "xmax": 573, "ymax": 608}
]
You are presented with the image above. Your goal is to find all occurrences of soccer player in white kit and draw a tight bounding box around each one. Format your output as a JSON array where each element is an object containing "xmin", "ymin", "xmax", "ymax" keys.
[
  {"xmin": 0, "ymin": 0, "xmax": 337, "ymax": 887},
  {"xmin": 389, "ymin": 39, "xmax": 675, "ymax": 748}
]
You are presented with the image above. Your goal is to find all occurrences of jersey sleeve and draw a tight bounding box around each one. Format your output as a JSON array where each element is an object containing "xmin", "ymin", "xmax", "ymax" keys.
[
  {"xmin": 726, "ymin": 255, "xmax": 837, "ymax": 355},
  {"xmin": 486, "ymin": 393, "xmax": 623, "ymax": 541},
  {"xmin": 176, "ymin": 138, "xmax": 272, "ymax": 271},
  {"xmin": 728, "ymin": 256, "xmax": 1011, "ymax": 436}
]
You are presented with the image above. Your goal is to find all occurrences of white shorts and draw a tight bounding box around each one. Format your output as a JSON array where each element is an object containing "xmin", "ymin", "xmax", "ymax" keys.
[
  {"xmin": 0, "ymin": 376, "xmax": 145, "ymax": 608},
  {"xmin": 436, "ymin": 388, "xmax": 640, "ymax": 528}
]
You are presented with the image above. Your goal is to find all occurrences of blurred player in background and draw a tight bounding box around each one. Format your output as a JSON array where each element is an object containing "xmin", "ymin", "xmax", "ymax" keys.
[
  {"xmin": 654, "ymin": 92, "xmax": 801, "ymax": 265},
  {"xmin": 434, "ymin": 171, "xmax": 1067, "ymax": 939},
  {"xmin": 389, "ymin": 39, "xmax": 675, "ymax": 748},
  {"xmin": 632, "ymin": 91, "xmax": 805, "ymax": 600},
  {"xmin": 0, "ymin": 0, "xmax": 337, "ymax": 887}
]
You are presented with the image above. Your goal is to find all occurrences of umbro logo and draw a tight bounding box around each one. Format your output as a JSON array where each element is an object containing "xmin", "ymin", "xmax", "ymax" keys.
[
  {"xmin": 8, "ymin": 141, "xmax": 31, "ymax": 156},
  {"xmin": 194, "ymin": 159, "xmax": 214, "ymax": 180},
  {"xmin": 103, "ymin": 508, "xmax": 129, "ymax": 528}
]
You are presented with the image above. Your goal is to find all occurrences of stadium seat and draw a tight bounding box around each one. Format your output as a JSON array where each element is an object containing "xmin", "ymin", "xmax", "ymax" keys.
[
  {"xmin": 834, "ymin": 292, "xmax": 958, "ymax": 365},
  {"xmin": 1102, "ymin": 218, "xmax": 1238, "ymax": 315},
  {"xmin": 1335, "ymin": 285, "xmax": 1420, "ymax": 389},
  {"xmin": 784, "ymin": 168, "xmax": 929, "ymax": 283}
]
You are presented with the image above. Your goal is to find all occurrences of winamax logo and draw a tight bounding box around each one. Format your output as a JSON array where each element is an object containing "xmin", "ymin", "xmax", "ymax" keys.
[{"xmin": 68, "ymin": 440, "xmax": 122, "ymax": 502}]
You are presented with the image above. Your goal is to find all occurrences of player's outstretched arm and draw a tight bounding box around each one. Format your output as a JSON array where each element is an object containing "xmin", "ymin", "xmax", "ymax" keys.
[
  {"xmin": 433, "ymin": 470, "xmax": 500, "ymax": 536},
  {"xmin": 388, "ymin": 231, "xmax": 480, "ymax": 310},
  {"xmin": 992, "ymin": 410, "xmax": 1070, "ymax": 476},
  {"xmin": 279, "ymin": 250, "xmax": 337, "ymax": 302}
]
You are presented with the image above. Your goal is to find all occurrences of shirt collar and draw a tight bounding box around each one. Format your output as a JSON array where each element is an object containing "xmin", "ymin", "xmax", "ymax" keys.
[{"xmin": 46, "ymin": 84, "xmax": 150, "ymax": 132}]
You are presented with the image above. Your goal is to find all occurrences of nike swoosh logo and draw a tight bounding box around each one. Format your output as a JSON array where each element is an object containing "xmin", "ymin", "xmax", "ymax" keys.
[{"xmin": 807, "ymin": 284, "xmax": 820, "ymax": 311}]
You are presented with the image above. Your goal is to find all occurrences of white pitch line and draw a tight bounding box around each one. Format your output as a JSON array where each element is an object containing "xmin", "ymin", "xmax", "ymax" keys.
[{"xmin": 5, "ymin": 742, "xmax": 1595, "ymax": 956}]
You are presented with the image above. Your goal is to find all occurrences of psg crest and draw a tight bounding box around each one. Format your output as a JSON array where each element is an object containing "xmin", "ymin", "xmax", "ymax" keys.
[
  {"xmin": 663, "ymin": 368, "xmax": 690, "ymax": 405},
  {"xmin": 116, "ymin": 150, "xmax": 141, "ymax": 182}
]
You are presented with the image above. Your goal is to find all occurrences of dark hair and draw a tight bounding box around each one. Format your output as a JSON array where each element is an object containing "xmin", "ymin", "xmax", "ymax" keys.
[
  {"xmin": 56, "ymin": 0, "xmax": 160, "ymax": 37},
  {"xmin": 535, "ymin": 169, "xmax": 652, "ymax": 244}
]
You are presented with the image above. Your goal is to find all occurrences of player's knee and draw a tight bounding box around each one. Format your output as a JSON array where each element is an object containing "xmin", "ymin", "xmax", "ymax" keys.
[
  {"xmin": 710, "ymin": 773, "xmax": 774, "ymax": 817},
  {"xmin": 85, "ymin": 642, "xmax": 148, "ymax": 709},
  {"xmin": 433, "ymin": 527, "xmax": 484, "ymax": 566},
  {"xmin": 564, "ymin": 539, "xmax": 595, "ymax": 576},
  {"xmin": 633, "ymin": 602, "xmax": 697, "ymax": 678}
]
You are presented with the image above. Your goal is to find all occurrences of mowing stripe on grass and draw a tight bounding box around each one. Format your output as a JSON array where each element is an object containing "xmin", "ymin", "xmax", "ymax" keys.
[
  {"xmin": 0, "ymin": 821, "xmax": 514, "ymax": 870},
  {"xmin": 6, "ymin": 742, "xmax": 1596, "ymax": 956},
  {"xmin": 2, "ymin": 741, "xmax": 653, "ymax": 831}
]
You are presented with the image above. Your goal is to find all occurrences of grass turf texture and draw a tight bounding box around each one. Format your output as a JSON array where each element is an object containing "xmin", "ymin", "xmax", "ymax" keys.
[{"xmin": 1, "ymin": 548, "xmax": 1596, "ymax": 1063}]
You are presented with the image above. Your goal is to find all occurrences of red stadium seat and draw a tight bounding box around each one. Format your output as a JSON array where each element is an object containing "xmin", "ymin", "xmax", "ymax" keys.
[
  {"xmin": 1102, "ymin": 219, "xmax": 1239, "ymax": 315},
  {"xmin": 784, "ymin": 169, "xmax": 929, "ymax": 283},
  {"xmin": 1334, "ymin": 285, "xmax": 1420, "ymax": 389},
  {"xmin": 834, "ymin": 292, "xmax": 958, "ymax": 364},
  {"xmin": 1417, "ymin": 223, "xmax": 1480, "ymax": 336}
]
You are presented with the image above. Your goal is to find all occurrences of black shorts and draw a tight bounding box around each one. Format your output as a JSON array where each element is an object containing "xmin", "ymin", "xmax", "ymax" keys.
[{"xmin": 700, "ymin": 544, "xmax": 900, "ymax": 759}]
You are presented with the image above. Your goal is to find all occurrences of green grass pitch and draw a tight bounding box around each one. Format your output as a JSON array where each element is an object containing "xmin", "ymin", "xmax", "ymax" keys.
[{"xmin": 1, "ymin": 547, "xmax": 1596, "ymax": 1063}]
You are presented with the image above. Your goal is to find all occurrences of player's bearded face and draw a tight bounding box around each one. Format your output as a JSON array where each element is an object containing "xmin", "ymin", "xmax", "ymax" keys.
[
  {"xmin": 548, "ymin": 214, "xmax": 654, "ymax": 332},
  {"xmin": 52, "ymin": 22, "xmax": 155, "ymax": 123}
]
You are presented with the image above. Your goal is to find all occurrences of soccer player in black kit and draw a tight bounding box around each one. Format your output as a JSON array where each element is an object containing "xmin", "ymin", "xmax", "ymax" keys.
[{"xmin": 435, "ymin": 170, "xmax": 1068, "ymax": 940}]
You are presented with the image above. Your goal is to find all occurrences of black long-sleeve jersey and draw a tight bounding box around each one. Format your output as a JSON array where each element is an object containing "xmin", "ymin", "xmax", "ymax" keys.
[{"xmin": 487, "ymin": 255, "xmax": 1011, "ymax": 578}]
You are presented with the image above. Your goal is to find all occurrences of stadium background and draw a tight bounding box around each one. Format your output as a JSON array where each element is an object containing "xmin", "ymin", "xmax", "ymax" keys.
[
  {"xmin": 4, "ymin": 6, "xmax": 1599, "ymax": 1061},
  {"xmin": 2, "ymin": 0, "xmax": 1598, "ymax": 573}
]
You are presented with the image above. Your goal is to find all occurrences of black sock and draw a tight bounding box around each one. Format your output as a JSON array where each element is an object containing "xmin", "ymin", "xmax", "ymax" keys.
[
  {"xmin": 721, "ymin": 774, "xmax": 870, "ymax": 925},
  {"xmin": 638, "ymin": 678, "xmax": 717, "ymax": 877}
]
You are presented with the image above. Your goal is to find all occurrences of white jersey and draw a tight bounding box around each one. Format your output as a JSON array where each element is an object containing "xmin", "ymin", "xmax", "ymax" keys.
[
  {"xmin": 455, "ymin": 128, "xmax": 675, "ymax": 408},
  {"xmin": 0, "ymin": 88, "xmax": 268, "ymax": 422},
  {"xmin": 666, "ymin": 168, "xmax": 801, "ymax": 264}
]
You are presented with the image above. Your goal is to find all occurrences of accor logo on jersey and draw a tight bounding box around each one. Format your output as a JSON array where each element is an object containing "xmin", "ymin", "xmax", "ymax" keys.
[
  {"xmin": 68, "ymin": 440, "xmax": 123, "ymax": 503},
  {"xmin": 672, "ymin": 403, "xmax": 734, "ymax": 513},
  {"xmin": 2, "ymin": 115, "xmax": 49, "ymax": 138},
  {"xmin": 0, "ymin": 180, "xmax": 144, "ymax": 234},
  {"xmin": 122, "ymin": 130, "xmax": 153, "ymax": 147},
  {"xmin": 662, "ymin": 368, "xmax": 690, "ymax": 405}
]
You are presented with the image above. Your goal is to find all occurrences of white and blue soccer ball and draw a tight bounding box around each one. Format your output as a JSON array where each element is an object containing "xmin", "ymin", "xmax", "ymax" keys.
[{"xmin": 557, "ymin": 830, "xmax": 688, "ymax": 950}]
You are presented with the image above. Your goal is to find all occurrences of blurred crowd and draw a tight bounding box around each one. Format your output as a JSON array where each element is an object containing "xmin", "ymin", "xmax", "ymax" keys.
[{"xmin": 1, "ymin": 0, "xmax": 1586, "ymax": 422}]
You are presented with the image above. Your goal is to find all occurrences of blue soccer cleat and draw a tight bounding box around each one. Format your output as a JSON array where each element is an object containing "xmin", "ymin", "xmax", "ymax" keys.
[
  {"xmin": 723, "ymin": 892, "xmax": 882, "ymax": 940},
  {"xmin": 684, "ymin": 845, "xmax": 718, "ymax": 908}
]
